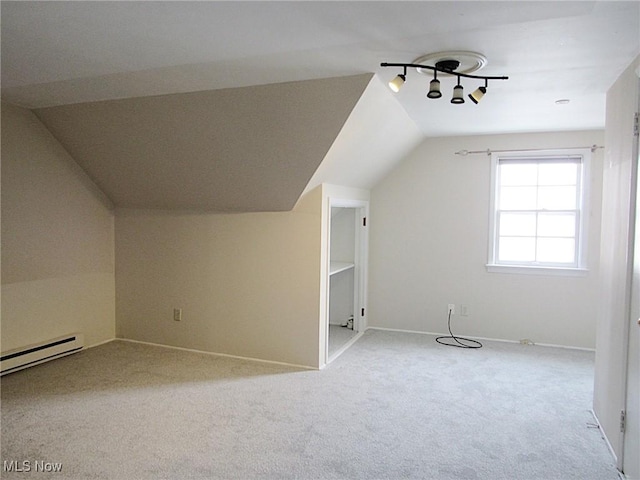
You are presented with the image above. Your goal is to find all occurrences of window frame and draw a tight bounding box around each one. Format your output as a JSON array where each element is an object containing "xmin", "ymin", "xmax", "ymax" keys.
[{"xmin": 487, "ymin": 148, "xmax": 591, "ymax": 276}]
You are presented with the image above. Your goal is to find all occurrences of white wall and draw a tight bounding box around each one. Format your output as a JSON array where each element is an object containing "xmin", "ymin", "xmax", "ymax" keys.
[
  {"xmin": 369, "ymin": 130, "xmax": 604, "ymax": 349},
  {"xmin": 1, "ymin": 103, "xmax": 116, "ymax": 351},
  {"xmin": 303, "ymin": 75, "xmax": 423, "ymax": 195},
  {"xmin": 115, "ymin": 187, "xmax": 323, "ymax": 368},
  {"xmin": 593, "ymin": 55, "xmax": 640, "ymax": 465}
]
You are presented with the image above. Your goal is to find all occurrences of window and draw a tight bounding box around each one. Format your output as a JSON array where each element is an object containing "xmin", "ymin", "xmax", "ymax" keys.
[{"xmin": 487, "ymin": 149, "xmax": 590, "ymax": 275}]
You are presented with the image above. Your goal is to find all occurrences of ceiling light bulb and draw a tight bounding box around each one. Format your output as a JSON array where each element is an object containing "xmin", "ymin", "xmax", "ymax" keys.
[
  {"xmin": 468, "ymin": 86, "xmax": 486, "ymax": 104},
  {"xmin": 451, "ymin": 84, "xmax": 465, "ymax": 104},
  {"xmin": 388, "ymin": 74, "xmax": 406, "ymax": 93},
  {"xmin": 427, "ymin": 78, "xmax": 442, "ymax": 99}
]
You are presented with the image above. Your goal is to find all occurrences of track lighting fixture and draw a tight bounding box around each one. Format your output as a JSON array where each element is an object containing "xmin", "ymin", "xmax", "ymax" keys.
[
  {"xmin": 451, "ymin": 76, "xmax": 465, "ymax": 104},
  {"xmin": 388, "ymin": 66, "xmax": 407, "ymax": 93},
  {"xmin": 427, "ymin": 70, "xmax": 442, "ymax": 99},
  {"xmin": 381, "ymin": 53, "xmax": 508, "ymax": 106},
  {"xmin": 468, "ymin": 79, "xmax": 488, "ymax": 104},
  {"xmin": 388, "ymin": 74, "xmax": 406, "ymax": 93}
]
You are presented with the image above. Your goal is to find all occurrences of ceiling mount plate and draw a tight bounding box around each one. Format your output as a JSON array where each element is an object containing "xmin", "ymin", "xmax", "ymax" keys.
[
  {"xmin": 435, "ymin": 59, "xmax": 461, "ymax": 73},
  {"xmin": 413, "ymin": 51, "xmax": 487, "ymax": 77}
]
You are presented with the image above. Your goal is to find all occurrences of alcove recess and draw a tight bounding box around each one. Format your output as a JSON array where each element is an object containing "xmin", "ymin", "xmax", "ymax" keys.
[{"xmin": 329, "ymin": 207, "xmax": 356, "ymax": 327}]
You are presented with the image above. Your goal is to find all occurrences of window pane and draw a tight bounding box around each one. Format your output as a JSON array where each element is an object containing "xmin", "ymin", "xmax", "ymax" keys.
[
  {"xmin": 500, "ymin": 186, "xmax": 537, "ymax": 210},
  {"xmin": 538, "ymin": 213, "xmax": 576, "ymax": 237},
  {"xmin": 537, "ymin": 186, "xmax": 576, "ymax": 210},
  {"xmin": 537, "ymin": 238, "xmax": 575, "ymax": 263},
  {"xmin": 491, "ymin": 153, "xmax": 587, "ymax": 269},
  {"xmin": 498, "ymin": 237, "xmax": 536, "ymax": 262},
  {"xmin": 538, "ymin": 163, "xmax": 578, "ymax": 186},
  {"xmin": 499, "ymin": 212, "xmax": 536, "ymax": 236},
  {"xmin": 500, "ymin": 163, "xmax": 538, "ymax": 186}
]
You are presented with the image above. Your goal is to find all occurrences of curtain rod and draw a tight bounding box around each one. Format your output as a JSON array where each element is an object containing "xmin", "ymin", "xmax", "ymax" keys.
[{"xmin": 454, "ymin": 145, "xmax": 604, "ymax": 156}]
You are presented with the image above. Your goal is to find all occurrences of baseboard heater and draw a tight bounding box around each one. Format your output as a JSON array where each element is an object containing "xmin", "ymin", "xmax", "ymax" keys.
[{"xmin": 0, "ymin": 333, "xmax": 84, "ymax": 376}]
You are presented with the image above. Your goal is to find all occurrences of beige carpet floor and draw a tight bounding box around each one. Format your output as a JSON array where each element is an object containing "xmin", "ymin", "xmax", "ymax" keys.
[{"xmin": 1, "ymin": 329, "xmax": 619, "ymax": 480}]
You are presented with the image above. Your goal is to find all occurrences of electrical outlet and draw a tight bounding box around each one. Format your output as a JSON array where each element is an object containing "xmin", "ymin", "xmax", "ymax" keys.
[
  {"xmin": 447, "ymin": 304, "xmax": 455, "ymax": 315},
  {"xmin": 460, "ymin": 305, "xmax": 469, "ymax": 316},
  {"xmin": 173, "ymin": 308, "xmax": 182, "ymax": 321}
]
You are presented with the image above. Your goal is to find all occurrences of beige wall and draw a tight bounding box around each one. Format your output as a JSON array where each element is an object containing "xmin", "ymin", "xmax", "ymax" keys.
[
  {"xmin": 115, "ymin": 187, "xmax": 323, "ymax": 368},
  {"xmin": 1, "ymin": 103, "xmax": 116, "ymax": 351},
  {"xmin": 369, "ymin": 130, "xmax": 604, "ymax": 349}
]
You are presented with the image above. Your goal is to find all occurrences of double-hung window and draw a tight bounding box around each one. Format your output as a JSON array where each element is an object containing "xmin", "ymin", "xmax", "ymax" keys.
[{"xmin": 487, "ymin": 149, "xmax": 590, "ymax": 275}]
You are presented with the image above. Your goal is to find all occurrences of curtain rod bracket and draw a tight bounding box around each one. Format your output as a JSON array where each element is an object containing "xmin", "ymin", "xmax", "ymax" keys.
[{"xmin": 454, "ymin": 145, "xmax": 604, "ymax": 156}]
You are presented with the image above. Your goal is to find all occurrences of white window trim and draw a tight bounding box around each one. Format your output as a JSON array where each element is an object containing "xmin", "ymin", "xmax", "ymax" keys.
[
  {"xmin": 486, "ymin": 264, "xmax": 589, "ymax": 276},
  {"xmin": 486, "ymin": 148, "xmax": 591, "ymax": 276}
]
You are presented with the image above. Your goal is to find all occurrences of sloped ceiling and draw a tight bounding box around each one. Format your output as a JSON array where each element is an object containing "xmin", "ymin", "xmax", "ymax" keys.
[
  {"xmin": 3, "ymin": 2, "xmax": 638, "ymax": 136},
  {"xmin": 303, "ymin": 75, "xmax": 423, "ymax": 195},
  {"xmin": 34, "ymin": 75, "xmax": 372, "ymax": 211},
  {"xmin": 6, "ymin": 2, "xmax": 636, "ymax": 213}
]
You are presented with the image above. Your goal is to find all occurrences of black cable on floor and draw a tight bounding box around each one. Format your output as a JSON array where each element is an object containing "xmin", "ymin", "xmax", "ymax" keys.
[{"xmin": 435, "ymin": 310, "xmax": 482, "ymax": 349}]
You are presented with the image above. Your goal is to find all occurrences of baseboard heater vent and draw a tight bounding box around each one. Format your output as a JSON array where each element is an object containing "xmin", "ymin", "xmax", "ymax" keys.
[{"xmin": 1, "ymin": 333, "xmax": 84, "ymax": 376}]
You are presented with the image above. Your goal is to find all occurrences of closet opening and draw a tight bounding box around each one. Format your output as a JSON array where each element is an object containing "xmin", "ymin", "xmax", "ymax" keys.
[{"xmin": 325, "ymin": 200, "xmax": 368, "ymax": 363}]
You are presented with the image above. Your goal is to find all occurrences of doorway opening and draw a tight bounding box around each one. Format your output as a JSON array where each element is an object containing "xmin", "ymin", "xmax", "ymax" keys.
[{"xmin": 325, "ymin": 200, "xmax": 368, "ymax": 363}]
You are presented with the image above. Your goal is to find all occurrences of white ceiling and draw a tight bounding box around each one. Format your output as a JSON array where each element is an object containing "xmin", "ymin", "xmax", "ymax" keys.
[{"xmin": 2, "ymin": 1, "xmax": 639, "ymax": 137}]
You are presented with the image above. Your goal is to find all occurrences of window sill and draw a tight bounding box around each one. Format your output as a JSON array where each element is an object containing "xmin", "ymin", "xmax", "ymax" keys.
[{"xmin": 486, "ymin": 264, "xmax": 589, "ymax": 277}]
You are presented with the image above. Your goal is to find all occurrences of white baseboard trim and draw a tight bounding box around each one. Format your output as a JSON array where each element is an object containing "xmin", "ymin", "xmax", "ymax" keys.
[
  {"xmin": 534, "ymin": 341, "xmax": 595, "ymax": 352},
  {"xmin": 366, "ymin": 327, "xmax": 595, "ymax": 351},
  {"xmin": 367, "ymin": 326, "xmax": 522, "ymax": 344},
  {"xmin": 367, "ymin": 326, "xmax": 466, "ymax": 340},
  {"xmin": 116, "ymin": 338, "xmax": 317, "ymax": 371},
  {"xmin": 86, "ymin": 338, "xmax": 117, "ymax": 349},
  {"xmin": 589, "ymin": 409, "xmax": 620, "ymax": 468}
]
